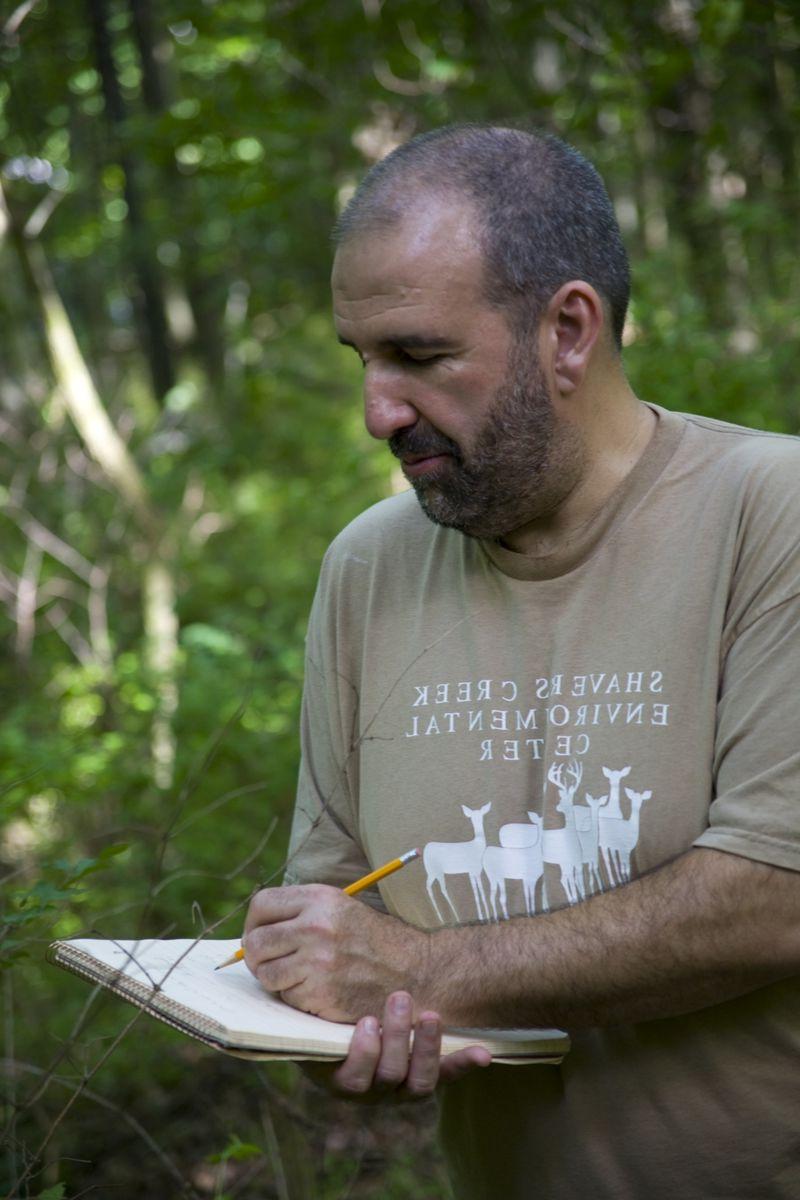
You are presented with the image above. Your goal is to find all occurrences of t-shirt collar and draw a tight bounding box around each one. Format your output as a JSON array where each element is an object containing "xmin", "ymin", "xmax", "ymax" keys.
[{"xmin": 480, "ymin": 403, "xmax": 687, "ymax": 581}]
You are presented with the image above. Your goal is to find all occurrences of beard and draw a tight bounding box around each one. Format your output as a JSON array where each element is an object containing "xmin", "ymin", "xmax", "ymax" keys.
[{"xmin": 389, "ymin": 347, "xmax": 584, "ymax": 541}]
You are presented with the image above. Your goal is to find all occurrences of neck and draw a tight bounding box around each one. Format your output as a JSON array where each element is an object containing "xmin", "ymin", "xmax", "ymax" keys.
[{"xmin": 502, "ymin": 379, "xmax": 655, "ymax": 557}]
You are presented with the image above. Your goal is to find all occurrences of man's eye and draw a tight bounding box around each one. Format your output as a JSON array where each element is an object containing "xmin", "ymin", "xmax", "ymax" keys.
[{"xmin": 399, "ymin": 350, "xmax": 441, "ymax": 366}]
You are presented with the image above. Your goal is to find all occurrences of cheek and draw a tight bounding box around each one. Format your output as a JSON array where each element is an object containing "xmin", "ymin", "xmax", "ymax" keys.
[{"xmin": 425, "ymin": 377, "xmax": 497, "ymax": 441}]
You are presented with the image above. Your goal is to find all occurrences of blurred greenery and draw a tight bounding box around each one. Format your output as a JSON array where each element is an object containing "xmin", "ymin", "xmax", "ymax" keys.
[{"xmin": 1, "ymin": 0, "xmax": 798, "ymax": 1196}]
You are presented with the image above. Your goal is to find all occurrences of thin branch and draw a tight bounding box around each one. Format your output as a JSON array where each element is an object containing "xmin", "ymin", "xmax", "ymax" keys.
[
  {"xmin": 0, "ymin": 566, "xmax": 17, "ymax": 601},
  {"xmin": 173, "ymin": 781, "xmax": 270, "ymax": 835},
  {"xmin": 1, "ymin": 0, "xmax": 37, "ymax": 41},
  {"xmin": 398, "ymin": 19, "xmax": 433, "ymax": 65},
  {"xmin": 87, "ymin": 564, "xmax": 113, "ymax": 669},
  {"xmin": 544, "ymin": 9, "xmax": 610, "ymax": 54},
  {"xmin": 2, "ymin": 504, "xmax": 95, "ymax": 582},
  {"xmin": 35, "ymin": 577, "xmax": 83, "ymax": 605},
  {"xmin": 278, "ymin": 48, "xmax": 336, "ymax": 101},
  {"xmin": 64, "ymin": 443, "xmax": 111, "ymax": 489},
  {"xmin": 283, "ymin": 616, "xmax": 468, "ymax": 882},
  {"xmin": 43, "ymin": 602, "xmax": 94, "ymax": 664},
  {"xmin": 3, "ymin": 1059, "xmax": 199, "ymax": 1198},
  {"xmin": 373, "ymin": 60, "xmax": 446, "ymax": 96},
  {"xmin": 23, "ymin": 189, "xmax": 66, "ymax": 240},
  {"xmin": 14, "ymin": 539, "xmax": 42, "ymax": 658},
  {"xmin": 150, "ymin": 821, "xmax": 276, "ymax": 897}
]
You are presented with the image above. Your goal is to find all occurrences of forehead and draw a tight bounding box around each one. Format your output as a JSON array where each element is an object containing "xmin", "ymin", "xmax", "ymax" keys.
[{"xmin": 331, "ymin": 199, "xmax": 488, "ymax": 327}]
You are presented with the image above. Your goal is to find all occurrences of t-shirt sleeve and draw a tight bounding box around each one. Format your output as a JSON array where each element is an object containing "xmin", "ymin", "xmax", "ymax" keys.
[
  {"xmin": 283, "ymin": 552, "xmax": 387, "ymax": 911},
  {"xmin": 695, "ymin": 456, "xmax": 800, "ymax": 868}
]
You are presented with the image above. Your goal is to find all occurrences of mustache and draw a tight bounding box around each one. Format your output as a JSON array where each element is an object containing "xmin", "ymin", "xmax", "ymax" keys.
[{"xmin": 389, "ymin": 425, "xmax": 461, "ymax": 463}]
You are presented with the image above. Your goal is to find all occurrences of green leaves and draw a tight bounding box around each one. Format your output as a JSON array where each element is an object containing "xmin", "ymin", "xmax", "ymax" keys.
[
  {"xmin": 1, "ymin": 845, "xmax": 129, "ymax": 967},
  {"xmin": 207, "ymin": 1133, "xmax": 263, "ymax": 1165}
]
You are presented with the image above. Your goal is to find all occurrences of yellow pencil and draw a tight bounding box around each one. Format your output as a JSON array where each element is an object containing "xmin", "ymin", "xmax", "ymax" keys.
[{"xmin": 214, "ymin": 847, "xmax": 420, "ymax": 970}]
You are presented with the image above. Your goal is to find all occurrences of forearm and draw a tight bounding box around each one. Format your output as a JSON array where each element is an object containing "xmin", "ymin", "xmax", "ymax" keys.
[{"xmin": 418, "ymin": 847, "xmax": 800, "ymax": 1029}]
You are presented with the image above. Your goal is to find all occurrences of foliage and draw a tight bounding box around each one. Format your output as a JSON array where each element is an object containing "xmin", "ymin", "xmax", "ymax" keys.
[{"xmin": 1, "ymin": 0, "xmax": 798, "ymax": 1196}]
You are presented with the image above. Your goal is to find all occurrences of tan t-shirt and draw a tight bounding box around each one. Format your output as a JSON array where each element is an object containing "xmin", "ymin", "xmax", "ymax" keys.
[{"xmin": 286, "ymin": 404, "xmax": 800, "ymax": 1199}]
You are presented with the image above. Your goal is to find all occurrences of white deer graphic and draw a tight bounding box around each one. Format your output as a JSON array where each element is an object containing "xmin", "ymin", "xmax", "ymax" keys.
[
  {"xmin": 483, "ymin": 812, "xmax": 543, "ymax": 920},
  {"xmin": 543, "ymin": 761, "xmax": 585, "ymax": 907},
  {"xmin": 600, "ymin": 765, "xmax": 631, "ymax": 818},
  {"xmin": 423, "ymin": 802, "xmax": 491, "ymax": 924},
  {"xmin": 574, "ymin": 792, "xmax": 606, "ymax": 895},
  {"xmin": 600, "ymin": 786, "xmax": 651, "ymax": 883},
  {"xmin": 499, "ymin": 815, "xmax": 541, "ymax": 848}
]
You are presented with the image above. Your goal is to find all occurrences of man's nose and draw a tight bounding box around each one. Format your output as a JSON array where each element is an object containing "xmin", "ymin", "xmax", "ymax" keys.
[{"xmin": 363, "ymin": 364, "xmax": 418, "ymax": 441}]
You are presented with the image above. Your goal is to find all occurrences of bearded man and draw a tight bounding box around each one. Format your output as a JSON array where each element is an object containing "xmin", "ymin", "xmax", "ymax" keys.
[{"xmin": 243, "ymin": 125, "xmax": 800, "ymax": 1200}]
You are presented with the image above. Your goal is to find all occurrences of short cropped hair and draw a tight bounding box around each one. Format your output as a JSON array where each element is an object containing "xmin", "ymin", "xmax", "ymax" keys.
[{"xmin": 334, "ymin": 124, "xmax": 630, "ymax": 349}]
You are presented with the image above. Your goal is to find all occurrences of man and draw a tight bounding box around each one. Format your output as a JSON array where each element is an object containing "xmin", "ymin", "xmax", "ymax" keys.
[{"xmin": 244, "ymin": 126, "xmax": 800, "ymax": 1198}]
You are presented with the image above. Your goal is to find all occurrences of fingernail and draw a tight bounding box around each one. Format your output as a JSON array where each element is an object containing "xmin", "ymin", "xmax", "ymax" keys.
[
  {"xmin": 363, "ymin": 1016, "xmax": 379, "ymax": 1035},
  {"xmin": 391, "ymin": 993, "xmax": 411, "ymax": 1016},
  {"xmin": 420, "ymin": 1018, "xmax": 438, "ymax": 1035}
]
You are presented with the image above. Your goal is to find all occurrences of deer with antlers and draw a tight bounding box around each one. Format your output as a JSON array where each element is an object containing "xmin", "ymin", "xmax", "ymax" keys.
[{"xmin": 543, "ymin": 760, "xmax": 586, "ymax": 907}]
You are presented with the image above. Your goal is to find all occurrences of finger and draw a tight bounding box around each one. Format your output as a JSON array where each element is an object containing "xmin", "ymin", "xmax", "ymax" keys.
[
  {"xmin": 374, "ymin": 991, "xmax": 414, "ymax": 1089},
  {"xmin": 243, "ymin": 921, "xmax": 298, "ymax": 967},
  {"xmin": 253, "ymin": 951, "xmax": 306, "ymax": 997},
  {"xmin": 438, "ymin": 1045, "xmax": 492, "ymax": 1085},
  {"xmin": 404, "ymin": 1011, "xmax": 443, "ymax": 1097},
  {"xmin": 331, "ymin": 1016, "xmax": 382, "ymax": 1095},
  {"xmin": 243, "ymin": 885, "xmax": 309, "ymax": 933}
]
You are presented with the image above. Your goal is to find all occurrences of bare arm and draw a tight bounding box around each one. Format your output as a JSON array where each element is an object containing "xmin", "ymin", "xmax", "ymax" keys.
[
  {"xmin": 245, "ymin": 847, "xmax": 800, "ymax": 1031},
  {"xmin": 420, "ymin": 847, "xmax": 800, "ymax": 1029}
]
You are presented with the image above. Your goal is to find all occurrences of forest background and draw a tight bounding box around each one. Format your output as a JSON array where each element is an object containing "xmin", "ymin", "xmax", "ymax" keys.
[{"xmin": 1, "ymin": 0, "xmax": 797, "ymax": 1197}]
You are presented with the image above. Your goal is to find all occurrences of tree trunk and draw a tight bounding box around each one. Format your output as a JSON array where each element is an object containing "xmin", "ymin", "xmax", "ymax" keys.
[
  {"xmin": 2, "ymin": 178, "xmax": 179, "ymax": 789},
  {"xmin": 126, "ymin": 0, "xmax": 227, "ymax": 389},
  {"xmin": 86, "ymin": 0, "xmax": 176, "ymax": 401}
]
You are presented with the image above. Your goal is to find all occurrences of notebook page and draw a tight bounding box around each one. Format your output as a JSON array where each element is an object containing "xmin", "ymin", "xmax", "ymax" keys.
[{"xmin": 67, "ymin": 938, "xmax": 353, "ymax": 1051}]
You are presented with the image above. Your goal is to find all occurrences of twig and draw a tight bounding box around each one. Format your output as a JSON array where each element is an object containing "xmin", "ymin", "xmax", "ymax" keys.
[
  {"xmin": 43, "ymin": 602, "xmax": 93, "ymax": 664},
  {"xmin": 544, "ymin": 9, "xmax": 610, "ymax": 54},
  {"xmin": 283, "ymin": 617, "xmax": 467, "ymax": 880},
  {"xmin": 14, "ymin": 539, "xmax": 42, "ymax": 658},
  {"xmin": 2, "ymin": 1059, "xmax": 199, "ymax": 1197},
  {"xmin": 87, "ymin": 564, "xmax": 112, "ymax": 669},
  {"xmin": 151, "ymin": 820, "xmax": 278, "ymax": 906},
  {"xmin": 23, "ymin": 189, "xmax": 66, "ymax": 240},
  {"xmin": 373, "ymin": 60, "xmax": 446, "ymax": 96},
  {"xmin": 2, "ymin": 0, "xmax": 37, "ymax": 42},
  {"xmin": 172, "ymin": 782, "xmax": 269, "ymax": 835},
  {"xmin": 151, "ymin": 821, "xmax": 277, "ymax": 899},
  {"xmin": 2, "ymin": 504, "xmax": 95, "ymax": 582}
]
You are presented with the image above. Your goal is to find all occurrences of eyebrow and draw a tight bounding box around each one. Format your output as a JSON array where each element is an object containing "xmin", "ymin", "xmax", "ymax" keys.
[{"xmin": 337, "ymin": 334, "xmax": 453, "ymax": 353}]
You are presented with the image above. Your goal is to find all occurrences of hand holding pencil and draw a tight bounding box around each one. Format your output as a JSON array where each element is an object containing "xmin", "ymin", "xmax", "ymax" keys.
[
  {"xmin": 238, "ymin": 845, "xmax": 489, "ymax": 1100},
  {"xmin": 216, "ymin": 847, "xmax": 420, "ymax": 970}
]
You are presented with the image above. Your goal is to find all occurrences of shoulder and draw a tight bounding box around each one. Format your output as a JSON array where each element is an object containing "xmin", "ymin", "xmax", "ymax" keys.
[
  {"xmin": 312, "ymin": 489, "xmax": 481, "ymax": 621},
  {"xmin": 323, "ymin": 490, "xmax": 435, "ymax": 565},
  {"xmin": 319, "ymin": 489, "xmax": 473, "ymax": 590},
  {"xmin": 676, "ymin": 409, "xmax": 800, "ymax": 482},
  {"xmin": 670, "ymin": 411, "xmax": 800, "ymax": 624},
  {"xmin": 311, "ymin": 491, "xmax": 443, "ymax": 614},
  {"xmin": 307, "ymin": 490, "xmax": 473, "ymax": 650},
  {"xmin": 655, "ymin": 406, "xmax": 800, "ymax": 520}
]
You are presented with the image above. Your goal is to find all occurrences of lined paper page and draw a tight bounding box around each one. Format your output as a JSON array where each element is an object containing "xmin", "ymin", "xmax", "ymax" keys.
[{"xmin": 66, "ymin": 938, "xmax": 354, "ymax": 1051}]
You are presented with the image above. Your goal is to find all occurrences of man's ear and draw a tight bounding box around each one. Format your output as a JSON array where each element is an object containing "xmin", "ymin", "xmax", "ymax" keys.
[{"xmin": 541, "ymin": 281, "xmax": 605, "ymax": 395}]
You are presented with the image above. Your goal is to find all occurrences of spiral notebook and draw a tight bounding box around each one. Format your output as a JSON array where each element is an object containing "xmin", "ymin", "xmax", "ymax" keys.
[{"xmin": 48, "ymin": 937, "xmax": 569, "ymax": 1064}]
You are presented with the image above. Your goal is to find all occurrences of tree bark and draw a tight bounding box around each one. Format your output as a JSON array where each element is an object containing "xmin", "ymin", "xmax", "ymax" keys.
[{"xmin": 86, "ymin": 0, "xmax": 176, "ymax": 401}]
